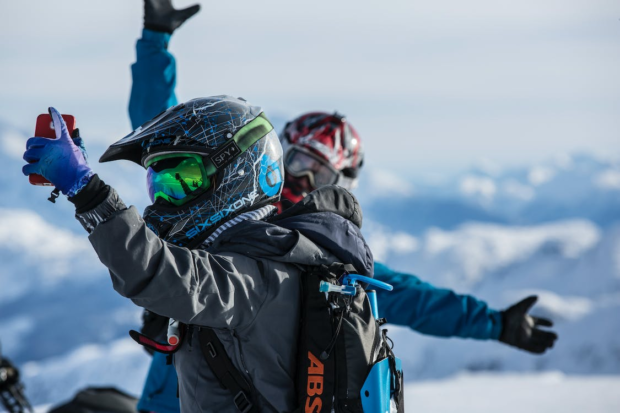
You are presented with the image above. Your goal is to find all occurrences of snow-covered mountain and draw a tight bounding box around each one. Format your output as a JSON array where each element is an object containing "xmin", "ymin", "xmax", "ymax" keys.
[
  {"xmin": 358, "ymin": 153, "xmax": 620, "ymax": 232},
  {"xmin": 358, "ymin": 153, "xmax": 620, "ymax": 381},
  {"xmin": 0, "ymin": 118, "xmax": 618, "ymax": 406},
  {"xmin": 364, "ymin": 219, "xmax": 620, "ymax": 380}
]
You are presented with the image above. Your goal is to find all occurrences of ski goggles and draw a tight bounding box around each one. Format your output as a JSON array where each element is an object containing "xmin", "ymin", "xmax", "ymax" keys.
[
  {"xmin": 146, "ymin": 153, "xmax": 211, "ymax": 206},
  {"xmin": 284, "ymin": 147, "xmax": 340, "ymax": 188}
]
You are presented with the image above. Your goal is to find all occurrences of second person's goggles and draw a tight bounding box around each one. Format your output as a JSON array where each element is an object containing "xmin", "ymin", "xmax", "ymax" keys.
[
  {"xmin": 146, "ymin": 153, "xmax": 211, "ymax": 206},
  {"xmin": 284, "ymin": 147, "xmax": 340, "ymax": 188}
]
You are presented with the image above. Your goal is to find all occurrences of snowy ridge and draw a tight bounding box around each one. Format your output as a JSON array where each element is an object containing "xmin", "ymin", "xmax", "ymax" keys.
[
  {"xmin": 367, "ymin": 220, "xmax": 620, "ymax": 379},
  {"xmin": 359, "ymin": 153, "xmax": 620, "ymax": 230}
]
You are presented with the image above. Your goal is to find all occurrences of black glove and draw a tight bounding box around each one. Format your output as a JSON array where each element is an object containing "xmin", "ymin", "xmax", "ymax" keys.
[
  {"xmin": 499, "ymin": 296, "xmax": 558, "ymax": 354},
  {"xmin": 144, "ymin": 0, "xmax": 201, "ymax": 34}
]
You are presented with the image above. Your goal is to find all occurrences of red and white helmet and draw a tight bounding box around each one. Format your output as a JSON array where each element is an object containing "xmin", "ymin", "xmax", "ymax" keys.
[{"xmin": 280, "ymin": 112, "xmax": 364, "ymax": 203}]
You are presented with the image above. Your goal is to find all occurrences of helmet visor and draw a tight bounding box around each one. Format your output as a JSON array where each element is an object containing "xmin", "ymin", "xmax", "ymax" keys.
[
  {"xmin": 146, "ymin": 154, "xmax": 211, "ymax": 206},
  {"xmin": 284, "ymin": 147, "xmax": 339, "ymax": 188}
]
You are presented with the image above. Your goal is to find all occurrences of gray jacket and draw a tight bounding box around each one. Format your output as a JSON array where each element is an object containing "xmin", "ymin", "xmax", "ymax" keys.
[{"xmin": 81, "ymin": 185, "xmax": 373, "ymax": 413}]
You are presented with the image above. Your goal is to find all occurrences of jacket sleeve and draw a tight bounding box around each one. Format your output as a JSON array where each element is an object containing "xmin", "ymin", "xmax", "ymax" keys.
[
  {"xmin": 128, "ymin": 29, "xmax": 179, "ymax": 129},
  {"xmin": 373, "ymin": 262, "xmax": 503, "ymax": 340},
  {"xmin": 86, "ymin": 198, "xmax": 267, "ymax": 329}
]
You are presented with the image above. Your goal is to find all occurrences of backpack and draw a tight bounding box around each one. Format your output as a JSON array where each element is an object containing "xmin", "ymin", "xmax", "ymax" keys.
[
  {"xmin": 296, "ymin": 263, "xmax": 404, "ymax": 413},
  {"xmin": 130, "ymin": 263, "xmax": 404, "ymax": 413}
]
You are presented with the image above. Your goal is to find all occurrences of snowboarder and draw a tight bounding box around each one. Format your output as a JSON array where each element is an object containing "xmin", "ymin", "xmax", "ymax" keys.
[{"xmin": 125, "ymin": 2, "xmax": 558, "ymax": 413}]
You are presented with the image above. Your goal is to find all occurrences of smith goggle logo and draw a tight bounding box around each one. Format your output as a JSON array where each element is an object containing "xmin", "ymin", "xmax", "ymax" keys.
[{"xmin": 185, "ymin": 190, "xmax": 258, "ymax": 239}]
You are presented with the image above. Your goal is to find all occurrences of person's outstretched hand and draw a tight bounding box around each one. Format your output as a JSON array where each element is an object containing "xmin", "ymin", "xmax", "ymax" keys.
[
  {"xmin": 144, "ymin": 0, "xmax": 201, "ymax": 34},
  {"xmin": 499, "ymin": 296, "xmax": 558, "ymax": 354},
  {"xmin": 22, "ymin": 107, "xmax": 93, "ymax": 197}
]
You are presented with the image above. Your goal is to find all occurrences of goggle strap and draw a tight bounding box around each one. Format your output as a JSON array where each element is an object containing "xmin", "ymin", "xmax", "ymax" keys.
[{"xmin": 203, "ymin": 113, "xmax": 274, "ymax": 176}]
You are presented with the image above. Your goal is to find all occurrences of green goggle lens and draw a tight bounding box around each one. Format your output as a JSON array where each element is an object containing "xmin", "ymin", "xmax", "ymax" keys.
[
  {"xmin": 144, "ymin": 113, "xmax": 275, "ymax": 206},
  {"xmin": 146, "ymin": 154, "xmax": 211, "ymax": 206}
]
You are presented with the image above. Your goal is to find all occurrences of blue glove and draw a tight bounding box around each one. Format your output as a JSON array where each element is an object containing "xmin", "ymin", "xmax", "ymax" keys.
[{"xmin": 22, "ymin": 107, "xmax": 94, "ymax": 197}]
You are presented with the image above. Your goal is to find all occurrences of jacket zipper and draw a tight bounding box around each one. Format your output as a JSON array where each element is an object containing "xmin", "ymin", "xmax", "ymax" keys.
[{"xmin": 231, "ymin": 330, "xmax": 251, "ymax": 377}]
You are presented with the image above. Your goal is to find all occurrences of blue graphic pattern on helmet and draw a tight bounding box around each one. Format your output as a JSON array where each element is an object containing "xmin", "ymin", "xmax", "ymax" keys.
[{"xmin": 259, "ymin": 154, "xmax": 283, "ymax": 197}]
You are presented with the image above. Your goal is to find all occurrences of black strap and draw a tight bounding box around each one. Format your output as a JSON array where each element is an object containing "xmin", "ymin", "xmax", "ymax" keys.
[{"xmin": 197, "ymin": 328, "xmax": 258, "ymax": 413}]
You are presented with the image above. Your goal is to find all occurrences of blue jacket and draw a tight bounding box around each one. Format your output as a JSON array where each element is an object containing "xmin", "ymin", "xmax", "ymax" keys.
[{"xmin": 129, "ymin": 29, "xmax": 503, "ymax": 413}]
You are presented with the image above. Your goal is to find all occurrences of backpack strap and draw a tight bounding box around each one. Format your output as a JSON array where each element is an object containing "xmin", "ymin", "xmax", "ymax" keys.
[{"xmin": 197, "ymin": 327, "xmax": 258, "ymax": 413}]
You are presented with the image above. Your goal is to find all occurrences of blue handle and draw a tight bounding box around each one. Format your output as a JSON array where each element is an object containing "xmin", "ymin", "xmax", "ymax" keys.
[
  {"xmin": 342, "ymin": 274, "xmax": 393, "ymax": 292},
  {"xmin": 367, "ymin": 290, "xmax": 379, "ymax": 319}
]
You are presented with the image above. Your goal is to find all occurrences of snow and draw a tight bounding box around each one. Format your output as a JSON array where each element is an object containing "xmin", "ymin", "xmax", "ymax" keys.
[
  {"xmin": 21, "ymin": 338, "xmax": 150, "ymax": 406},
  {"xmin": 459, "ymin": 175, "xmax": 496, "ymax": 200},
  {"xmin": 503, "ymin": 290, "xmax": 593, "ymax": 322},
  {"xmin": 1, "ymin": 127, "xmax": 29, "ymax": 160},
  {"xmin": 406, "ymin": 372, "xmax": 620, "ymax": 413},
  {"xmin": 502, "ymin": 178, "xmax": 535, "ymax": 201},
  {"xmin": 0, "ymin": 316, "xmax": 35, "ymax": 356},
  {"xmin": 372, "ymin": 219, "xmax": 620, "ymax": 380},
  {"xmin": 417, "ymin": 219, "xmax": 601, "ymax": 285},
  {"xmin": 594, "ymin": 169, "xmax": 620, "ymax": 190},
  {"xmin": 365, "ymin": 221, "xmax": 420, "ymax": 262},
  {"xmin": 363, "ymin": 167, "xmax": 415, "ymax": 198},
  {"xmin": 0, "ymin": 209, "xmax": 90, "ymax": 261},
  {"xmin": 0, "ymin": 208, "xmax": 101, "ymax": 302},
  {"xmin": 528, "ymin": 166, "xmax": 556, "ymax": 186}
]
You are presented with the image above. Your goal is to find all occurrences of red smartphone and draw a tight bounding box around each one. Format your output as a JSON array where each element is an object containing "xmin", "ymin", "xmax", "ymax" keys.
[{"xmin": 29, "ymin": 113, "xmax": 77, "ymax": 186}]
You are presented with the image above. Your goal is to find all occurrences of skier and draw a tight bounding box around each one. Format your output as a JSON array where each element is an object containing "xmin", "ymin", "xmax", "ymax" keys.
[
  {"xmin": 125, "ymin": 2, "xmax": 558, "ymax": 413},
  {"xmin": 24, "ymin": 95, "xmax": 382, "ymax": 413}
]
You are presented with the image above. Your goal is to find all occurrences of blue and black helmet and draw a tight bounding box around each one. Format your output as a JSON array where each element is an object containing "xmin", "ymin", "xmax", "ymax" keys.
[{"xmin": 100, "ymin": 96, "xmax": 284, "ymax": 248}]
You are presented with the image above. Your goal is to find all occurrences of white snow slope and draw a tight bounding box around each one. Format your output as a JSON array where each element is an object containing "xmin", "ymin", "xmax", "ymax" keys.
[{"xmin": 406, "ymin": 372, "xmax": 620, "ymax": 413}]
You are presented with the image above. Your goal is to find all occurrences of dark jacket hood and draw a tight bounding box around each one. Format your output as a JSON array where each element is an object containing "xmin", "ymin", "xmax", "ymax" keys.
[{"xmin": 209, "ymin": 185, "xmax": 373, "ymax": 276}]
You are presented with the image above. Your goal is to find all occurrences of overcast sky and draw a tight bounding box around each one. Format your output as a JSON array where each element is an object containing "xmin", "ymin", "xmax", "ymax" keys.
[{"xmin": 1, "ymin": 0, "xmax": 619, "ymax": 180}]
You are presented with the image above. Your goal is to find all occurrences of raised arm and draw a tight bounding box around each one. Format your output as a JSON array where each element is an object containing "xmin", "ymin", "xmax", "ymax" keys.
[
  {"xmin": 128, "ymin": 29, "xmax": 178, "ymax": 129},
  {"xmin": 374, "ymin": 262, "xmax": 503, "ymax": 339},
  {"xmin": 128, "ymin": 0, "xmax": 200, "ymax": 128},
  {"xmin": 374, "ymin": 262, "xmax": 558, "ymax": 353}
]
